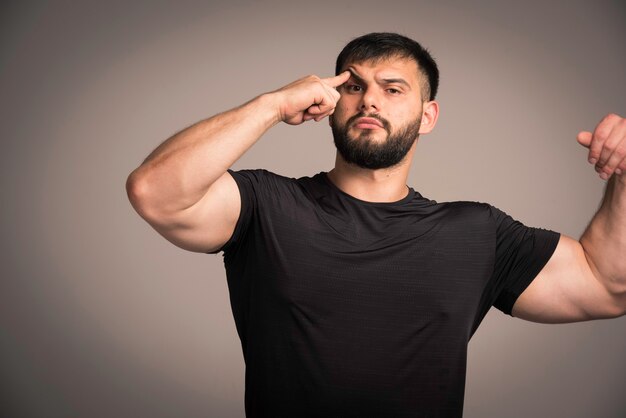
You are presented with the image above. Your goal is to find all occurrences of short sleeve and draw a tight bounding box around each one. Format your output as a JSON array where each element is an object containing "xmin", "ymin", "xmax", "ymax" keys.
[
  {"xmin": 206, "ymin": 168, "xmax": 264, "ymax": 255},
  {"xmin": 488, "ymin": 205, "xmax": 561, "ymax": 315}
]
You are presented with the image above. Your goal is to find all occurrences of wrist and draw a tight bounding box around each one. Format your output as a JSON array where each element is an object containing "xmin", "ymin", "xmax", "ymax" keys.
[{"xmin": 257, "ymin": 92, "xmax": 284, "ymax": 126}]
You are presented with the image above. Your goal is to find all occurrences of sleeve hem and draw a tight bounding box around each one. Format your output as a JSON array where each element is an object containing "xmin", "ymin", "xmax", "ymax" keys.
[
  {"xmin": 206, "ymin": 169, "xmax": 244, "ymax": 255},
  {"xmin": 496, "ymin": 229, "xmax": 561, "ymax": 316}
]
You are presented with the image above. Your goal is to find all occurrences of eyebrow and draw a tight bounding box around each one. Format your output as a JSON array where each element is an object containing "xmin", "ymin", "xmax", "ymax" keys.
[
  {"xmin": 347, "ymin": 67, "xmax": 412, "ymax": 90},
  {"xmin": 381, "ymin": 78, "xmax": 411, "ymax": 89},
  {"xmin": 346, "ymin": 68, "xmax": 366, "ymax": 84}
]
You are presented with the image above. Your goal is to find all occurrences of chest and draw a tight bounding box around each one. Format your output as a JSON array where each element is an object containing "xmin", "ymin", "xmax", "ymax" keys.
[{"xmin": 252, "ymin": 205, "xmax": 495, "ymax": 332}]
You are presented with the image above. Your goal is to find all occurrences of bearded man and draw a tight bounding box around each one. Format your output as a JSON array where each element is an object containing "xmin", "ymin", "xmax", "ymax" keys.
[{"xmin": 126, "ymin": 32, "xmax": 626, "ymax": 418}]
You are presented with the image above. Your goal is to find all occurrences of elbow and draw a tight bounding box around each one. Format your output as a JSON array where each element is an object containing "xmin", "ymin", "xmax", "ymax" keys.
[
  {"xmin": 126, "ymin": 170, "xmax": 143, "ymax": 205},
  {"xmin": 126, "ymin": 170, "xmax": 179, "ymax": 225},
  {"xmin": 126, "ymin": 171, "xmax": 155, "ymax": 220}
]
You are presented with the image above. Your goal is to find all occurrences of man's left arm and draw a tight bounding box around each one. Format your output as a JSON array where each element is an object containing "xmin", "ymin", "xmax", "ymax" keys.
[{"xmin": 512, "ymin": 113, "xmax": 626, "ymax": 323}]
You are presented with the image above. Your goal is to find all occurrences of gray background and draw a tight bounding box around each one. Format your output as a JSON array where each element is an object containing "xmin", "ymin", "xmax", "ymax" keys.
[{"xmin": 2, "ymin": 0, "xmax": 625, "ymax": 417}]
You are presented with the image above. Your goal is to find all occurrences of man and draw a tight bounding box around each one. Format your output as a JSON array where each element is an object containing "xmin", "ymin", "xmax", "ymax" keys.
[{"xmin": 126, "ymin": 33, "xmax": 626, "ymax": 417}]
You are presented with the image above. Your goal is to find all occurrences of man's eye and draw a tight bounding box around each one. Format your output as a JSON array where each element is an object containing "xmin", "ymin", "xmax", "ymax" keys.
[
  {"xmin": 346, "ymin": 84, "xmax": 362, "ymax": 92},
  {"xmin": 387, "ymin": 88, "xmax": 401, "ymax": 94}
]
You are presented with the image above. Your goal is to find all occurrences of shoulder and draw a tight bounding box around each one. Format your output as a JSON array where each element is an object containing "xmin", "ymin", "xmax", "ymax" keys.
[
  {"xmin": 228, "ymin": 168, "xmax": 301, "ymax": 190},
  {"xmin": 444, "ymin": 200, "xmax": 514, "ymax": 225},
  {"xmin": 228, "ymin": 168, "xmax": 287, "ymax": 183},
  {"xmin": 432, "ymin": 199, "xmax": 499, "ymax": 222},
  {"xmin": 228, "ymin": 168, "xmax": 319, "ymax": 204}
]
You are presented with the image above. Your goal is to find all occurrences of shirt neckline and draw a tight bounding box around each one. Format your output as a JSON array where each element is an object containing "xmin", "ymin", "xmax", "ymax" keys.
[{"xmin": 319, "ymin": 171, "xmax": 416, "ymax": 207}]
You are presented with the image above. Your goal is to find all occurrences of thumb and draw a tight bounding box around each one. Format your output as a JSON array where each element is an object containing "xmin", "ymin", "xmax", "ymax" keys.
[{"xmin": 576, "ymin": 131, "xmax": 592, "ymax": 148}]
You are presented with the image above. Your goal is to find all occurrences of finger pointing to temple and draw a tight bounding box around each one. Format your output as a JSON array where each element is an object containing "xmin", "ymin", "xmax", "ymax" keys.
[{"xmin": 324, "ymin": 71, "xmax": 351, "ymax": 88}]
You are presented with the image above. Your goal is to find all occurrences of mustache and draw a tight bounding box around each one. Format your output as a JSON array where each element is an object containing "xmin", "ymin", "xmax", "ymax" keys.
[{"xmin": 346, "ymin": 112, "xmax": 391, "ymax": 132}]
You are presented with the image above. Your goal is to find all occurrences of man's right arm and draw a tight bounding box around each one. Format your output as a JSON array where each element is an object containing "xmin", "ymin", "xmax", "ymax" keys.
[{"xmin": 125, "ymin": 72, "xmax": 350, "ymax": 253}]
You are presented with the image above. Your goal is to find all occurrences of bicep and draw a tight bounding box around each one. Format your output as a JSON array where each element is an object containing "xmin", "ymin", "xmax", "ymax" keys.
[
  {"xmin": 511, "ymin": 234, "xmax": 624, "ymax": 323},
  {"xmin": 146, "ymin": 171, "xmax": 242, "ymax": 253}
]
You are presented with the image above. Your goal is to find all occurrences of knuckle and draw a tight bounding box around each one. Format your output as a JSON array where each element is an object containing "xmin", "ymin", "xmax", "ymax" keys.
[
  {"xmin": 595, "ymin": 127, "xmax": 611, "ymax": 141},
  {"xmin": 604, "ymin": 158, "xmax": 616, "ymax": 169},
  {"xmin": 589, "ymin": 147, "xmax": 601, "ymax": 158},
  {"xmin": 597, "ymin": 151, "xmax": 608, "ymax": 163}
]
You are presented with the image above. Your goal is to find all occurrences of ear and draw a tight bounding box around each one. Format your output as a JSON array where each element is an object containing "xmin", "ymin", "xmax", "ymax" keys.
[{"xmin": 418, "ymin": 100, "xmax": 439, "ymax": 135}]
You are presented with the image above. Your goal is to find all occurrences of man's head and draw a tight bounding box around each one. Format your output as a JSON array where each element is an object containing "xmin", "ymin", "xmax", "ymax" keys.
[
  {"xmin": 330, "ymin": 32, "xmax": 440, "ymax": 170},
  {"xmin": 335, "ymin": 32, "xmax": 439, "ymax": 102}
]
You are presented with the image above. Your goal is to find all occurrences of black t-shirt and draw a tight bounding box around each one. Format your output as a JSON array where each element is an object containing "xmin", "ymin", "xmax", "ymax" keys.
[{"xmin": 209, "ymin": 168, "xmax": 560, "ymax": 418}]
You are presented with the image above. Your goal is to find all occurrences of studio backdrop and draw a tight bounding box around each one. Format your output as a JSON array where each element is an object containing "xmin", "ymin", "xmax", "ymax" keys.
[{"xmin": 1, "ymin": 1, "xmax": 625, "ymax": 417}]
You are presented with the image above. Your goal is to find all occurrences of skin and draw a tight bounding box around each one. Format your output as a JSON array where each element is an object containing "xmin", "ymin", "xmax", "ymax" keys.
[
  {"xmin": 127, "ymin": 54, "xmax": 626, "ymax": 323},
  {"xmin": 325, "ymin": 57, "xmax": 438, "ymax": 202}
]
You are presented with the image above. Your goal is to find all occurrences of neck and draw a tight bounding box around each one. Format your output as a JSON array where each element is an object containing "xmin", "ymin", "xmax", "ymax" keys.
[{"xmin": 327, "ymin": 143, "xmax": 415, "ymax": 203}]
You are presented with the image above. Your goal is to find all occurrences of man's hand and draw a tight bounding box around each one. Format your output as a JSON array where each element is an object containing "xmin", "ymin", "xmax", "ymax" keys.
[
  {"xmin": 269, "ymin": 71, "xmax": 351, "ymax": 125},
  {"xmin": 577, "ymin": 113, "xmax": 626, "ymax": 181}
]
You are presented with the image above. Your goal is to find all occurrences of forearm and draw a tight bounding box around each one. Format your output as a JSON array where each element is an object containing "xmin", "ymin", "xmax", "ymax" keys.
[
  {"xmin": 127, "ymin": 93, "xmax": 280, "ymax": 214},
  {"xmin": 580, "ymin": 174, "xmax": 626, "ymax": 295}
]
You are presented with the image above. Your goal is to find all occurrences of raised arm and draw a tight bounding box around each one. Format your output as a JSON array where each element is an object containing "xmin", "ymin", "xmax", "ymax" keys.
[
  {"xmin": 512, "ymin": 113, "xmax": 626, "ymax": 323},
  {"xmin": 126, "ymin": 71, "xmax": 350, "ymax": 253}
]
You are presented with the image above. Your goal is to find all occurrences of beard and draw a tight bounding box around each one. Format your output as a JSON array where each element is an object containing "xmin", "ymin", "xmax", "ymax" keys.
[{"xmin": 330, "ymin": 112, "xmax": 421, "ymax": 170}]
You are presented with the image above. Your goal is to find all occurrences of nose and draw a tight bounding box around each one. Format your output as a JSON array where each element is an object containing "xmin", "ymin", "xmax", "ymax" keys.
[{"xmin": 359, "ymin": 87, "xmax": 380, "ymax": 112}]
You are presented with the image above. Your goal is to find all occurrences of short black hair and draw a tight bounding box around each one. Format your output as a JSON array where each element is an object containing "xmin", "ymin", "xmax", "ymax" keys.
[{"xmin": 335, "ymin": 32, "xmax": 439, "ymax": 101}]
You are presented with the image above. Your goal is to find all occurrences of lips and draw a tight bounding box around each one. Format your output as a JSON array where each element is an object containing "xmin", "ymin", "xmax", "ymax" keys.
[{"xmin": 353, "ymin": 117, "xmax": 384, "ymax": 129}]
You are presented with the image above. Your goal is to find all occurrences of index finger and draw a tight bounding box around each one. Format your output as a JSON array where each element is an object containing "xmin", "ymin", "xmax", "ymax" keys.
[{"xmin": 323, "ymin": 70, "xmax": 351, "ymax": 88}]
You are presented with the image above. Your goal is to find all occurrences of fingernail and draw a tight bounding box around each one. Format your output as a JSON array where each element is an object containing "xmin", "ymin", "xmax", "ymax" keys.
[
  {"xmin": 616, "ymin": 168, "xmax": 623, "ymax": 175},
  {"xmin": 600, "ymin": 172, "xmax": 608, "ymax": 180},
  {"xmin": 589, "ymin": 158, "xmax": 597, "ymax": 164}
]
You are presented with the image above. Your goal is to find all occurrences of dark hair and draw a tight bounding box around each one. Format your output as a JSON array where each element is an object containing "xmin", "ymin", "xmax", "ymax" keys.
[{"xmin": 335, "ymin": 32, "xmax": 439, "ymax": 101}]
